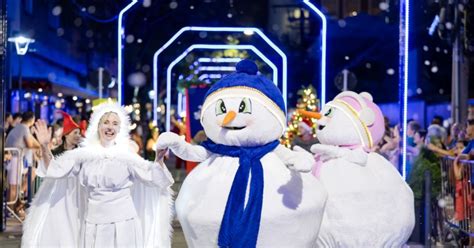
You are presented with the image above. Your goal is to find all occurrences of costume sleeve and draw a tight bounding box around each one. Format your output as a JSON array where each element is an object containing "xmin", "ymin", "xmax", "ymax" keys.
[
  {"xmin": 36, "ymin": 157, "xmax": 80, "ymax": 178},
  {"xmin": 169, "ymin": 143, "xmax": 211, "ymax": 162},
  {"xmin": 130, "ymin": 159, "xmax": 174, "ymax": 189},
  {"xmin": 273, "ymin": 144, "xmax": 315, "ymax": 172}
]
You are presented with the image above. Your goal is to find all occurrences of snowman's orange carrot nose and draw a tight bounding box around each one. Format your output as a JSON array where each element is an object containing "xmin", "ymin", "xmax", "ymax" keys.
[
  {"xmin": 221, "ymin": 111, "xmax": 237, "ymax": 126},
  {"xmin": 298, "ymin": 110, "xmax": 322, "ymax": 120}
]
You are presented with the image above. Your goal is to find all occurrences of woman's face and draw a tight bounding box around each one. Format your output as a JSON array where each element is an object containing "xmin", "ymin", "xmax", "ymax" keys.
[
  {"xmin": 414, "ymin": 132, "xmax": 424, "ymax": 145},
  {"xmin": 98, "ymin": 112, "xmax": 120, "ymax": 144},
  {"xmin": 152, "ymin": 128, "xmax": 159, "ymax": 139},
  {"xmin": 65, "ymin": 128, "xmax": 82, "ymax": 147}
]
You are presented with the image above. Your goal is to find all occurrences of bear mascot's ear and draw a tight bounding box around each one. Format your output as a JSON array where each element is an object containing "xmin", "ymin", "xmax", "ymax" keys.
[{"xmin": 359, "ymin": 92, "xmax": 375, "ymax": 126}]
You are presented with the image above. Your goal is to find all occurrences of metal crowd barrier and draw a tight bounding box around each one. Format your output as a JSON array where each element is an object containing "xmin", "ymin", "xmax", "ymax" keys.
[
  {"xmin": 440, "ymin": 156, "xmax": 474, "ymax": 241},
  {"xmin": 3, "ymin": 147, "xmax": 24, "ymax": 223}
]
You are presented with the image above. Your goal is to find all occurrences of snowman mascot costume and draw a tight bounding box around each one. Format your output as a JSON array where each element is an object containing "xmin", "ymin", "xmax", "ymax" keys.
[
  {"xmin": 157, "ymin": 60, "xmax": 327, "ymax": 247},
  {"xmin": 305, "ymin": 91, "xmax": 415, "ymax": 247}
]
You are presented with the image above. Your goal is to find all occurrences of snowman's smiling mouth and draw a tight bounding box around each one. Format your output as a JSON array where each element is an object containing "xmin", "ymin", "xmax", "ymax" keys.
[{"xmin": 223, "ymin": 126, "xmax": 246, "ymax": 130}]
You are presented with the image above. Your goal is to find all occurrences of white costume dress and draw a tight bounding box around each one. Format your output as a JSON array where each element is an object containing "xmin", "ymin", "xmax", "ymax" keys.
[
  {"xmin": 22, "ymin": 103, "xmax": 174, "ymax": 248},
  {"xmin": 22, "ymin": 144, "xmax": 174, "ymax": 247}
]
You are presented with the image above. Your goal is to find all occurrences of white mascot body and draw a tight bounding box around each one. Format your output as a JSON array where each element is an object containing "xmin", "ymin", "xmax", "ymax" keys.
[
  {"xmin": 157, "ymin": 60, "xmax": 327, "ymax": 247},
  {"xmin": 307, "ymin": 91, "xmax": 415, "ymax": 247}
]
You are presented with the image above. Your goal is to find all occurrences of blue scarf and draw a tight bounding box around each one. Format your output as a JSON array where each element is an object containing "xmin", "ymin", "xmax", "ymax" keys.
[{"xmin": 201, "ymin": 139, "xmax": 280, "ymax": 248}]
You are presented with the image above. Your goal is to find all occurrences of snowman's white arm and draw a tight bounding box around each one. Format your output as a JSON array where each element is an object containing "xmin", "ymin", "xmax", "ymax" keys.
[
  {"xmin": 168, "ymin": 142, "xmax": 211, "ymax": 162},
  {"xmin": 311, "ymin": 144, "xmax": 368, "ymax": 165},
  {"xmin": 274, "ymin": 144, "xmax": 314, "ymax": 172},
  {"xmin": 156, "ymin": 132, "xmax": 211, "ymax": 162}
]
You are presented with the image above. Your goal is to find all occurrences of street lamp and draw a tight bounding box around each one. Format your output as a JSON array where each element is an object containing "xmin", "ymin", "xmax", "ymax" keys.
[
  {"xmin": 8, "ymin": 36, "xmax": 35, "ymax": 55},
  {"xmin": 8, "ymin": 35, "xmax": 35, "ymax": 111}
]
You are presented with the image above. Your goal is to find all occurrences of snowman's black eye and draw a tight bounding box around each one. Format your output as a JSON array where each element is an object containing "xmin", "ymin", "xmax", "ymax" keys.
[
  {"xmin": 324, "ymin": 108, "xmax": 333, "ymax": 117},
  {"xmin": 215, "ymin": 99, "xmax": 227, "ymax": 116},
  {"xmin": 238, "ymin": 98, "xmax": 252, "ymax": 114}
]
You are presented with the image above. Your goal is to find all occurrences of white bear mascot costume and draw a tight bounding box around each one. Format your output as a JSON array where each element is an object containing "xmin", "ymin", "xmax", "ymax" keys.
[
  {"xmin": 303, "ymin": 91, "xmax": 415, "ymax": 247},
  {"xmin": 157, "ymin": 60, "xmax": 327, "ymax": 248}
]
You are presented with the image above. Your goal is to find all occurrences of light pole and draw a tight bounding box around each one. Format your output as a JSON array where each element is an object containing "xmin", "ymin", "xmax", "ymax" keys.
[{"xmin": 7, "ymin": 36, "xmax": 34, "ymax": 111}]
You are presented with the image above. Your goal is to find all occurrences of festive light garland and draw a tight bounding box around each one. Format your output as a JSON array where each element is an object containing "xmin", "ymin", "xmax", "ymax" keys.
[{"xmin": 281, "ymin": 85, "xmax": 319, "ymax": 147}]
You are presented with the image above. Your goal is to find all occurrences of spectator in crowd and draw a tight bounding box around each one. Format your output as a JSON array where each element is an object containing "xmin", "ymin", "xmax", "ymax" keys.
[
  {"xmin": 4, "ymin": 111, "xmax": 40, "ymax": 219},
  {"xmin": 376, "ymin": 116, "xmax": 392, "ymax": 150},
  {"xmin": 292, "ymin": 121, "xmax": 318, "ymax": 151},
  {"xmin": 12, "ymin": 112, "xmax": 22, "ymax": 126},
  {"xmin": 426, "ymin": 123, "xmax": 452, "ymax": 157},
  {"xmin": 52, "ymin": 111, "xmax": 83, "ymax": 156},
  {"xmin": 408, "ymin": 130, "xmax": 443, "ymax": 244},
  {"xmin": 192, "ymin": 130, "xmax": 207, "ymax": 145},
  {"xmin": 468, "ymin": 105, "xmax": 474, "ymax": 120},
  {"xmin": 406, "ymin": 129, "xmax": 427, "ymax": 177},
  {"xmin": 146, "ymin": 127, "xmax": 160, "ymax": 161},
  {"xmin": 130, "ymin": 127, "xmax": 144, "ymax": 156},
  {"xmin": 50, "ymin": 119, "xmax": 64, "ymax": 150},
  {"xmin": 407, "ymin": 120, "xmax": 421, "ymax": 147},
  {"xmin": 378, "ymin": 124, "xmax": 400, "ymax": 167},
  {"xmin": 447, "ymin": 123, "xmax": 464, "ymax": 149},
  {"xmin": 459, "ymin": 119, "xmax": 474, "ymax": 158},
  {"xmin": 6, "ymin": 113, "xmax": 22, "ymax": 135},
  {"xmin": 430, "ymin": 115, "xmax": 447, "ymax": 144},
  {"xmin": 5, "ymin": 112, "xmax": 13, "ymax": 135}
]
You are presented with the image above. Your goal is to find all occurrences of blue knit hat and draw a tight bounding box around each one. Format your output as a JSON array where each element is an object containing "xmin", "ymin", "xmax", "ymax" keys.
[{"xmin": 201, "ymin": 60, "xmax": 287, "ymax": 132}]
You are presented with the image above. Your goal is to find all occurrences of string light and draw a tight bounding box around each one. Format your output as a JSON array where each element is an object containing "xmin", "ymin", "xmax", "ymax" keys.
[{"xmin": 280, "ymin": 85, "xmax": 319, "ymax": 147}]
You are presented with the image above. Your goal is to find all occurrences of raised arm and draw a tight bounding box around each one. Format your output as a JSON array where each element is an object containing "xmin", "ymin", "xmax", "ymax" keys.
[
  {"xmin": 32, "ymin": 120, "xmax": 53, "ymax": 169},
  {"xmin": 156, "ymin": 132, "xmax": 211, "ymax": 162}
]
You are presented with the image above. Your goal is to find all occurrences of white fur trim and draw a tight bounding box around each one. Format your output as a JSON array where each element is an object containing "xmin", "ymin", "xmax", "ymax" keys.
[
  {"xmin": 82, "ymin": 102, "xmax": 131, "ymax": 147},
  {"xmin": 201, "ymin": 87, "xmax": 287, "ymax": 135}
]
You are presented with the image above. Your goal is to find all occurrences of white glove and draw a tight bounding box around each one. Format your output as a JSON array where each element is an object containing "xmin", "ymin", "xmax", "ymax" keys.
[
  {"xmin": 274, "ymin": 145, "xmax": 314, "ymax": 173},
  {"xmin": 310, "ymin": 144, "xmax": 368, "ymax": 165},
  {"xmin": 288, "ymin": 146, "xmax": 315, "ymax": 172},
  {"xmin": 156, "ymin": 132, "xmax": 211, "ymax": 162},
  {"xmin": 155, "ymin": 132, "xmax": 183, "ymax": 150},
  {"xmin": 310, "ymin": 144, "xmax": 342, "ymax": 162}
]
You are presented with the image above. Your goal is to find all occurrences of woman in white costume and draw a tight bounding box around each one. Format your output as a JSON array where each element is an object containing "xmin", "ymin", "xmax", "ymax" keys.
[{"xmin": 22, "ymin": 103, "xmax": 174, "ymax": 248}]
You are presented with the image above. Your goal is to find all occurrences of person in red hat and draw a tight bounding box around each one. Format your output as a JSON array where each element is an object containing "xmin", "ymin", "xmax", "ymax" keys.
[{"xmin": 52, "ymin": 111, "xmax": 84, "ymax": 156}]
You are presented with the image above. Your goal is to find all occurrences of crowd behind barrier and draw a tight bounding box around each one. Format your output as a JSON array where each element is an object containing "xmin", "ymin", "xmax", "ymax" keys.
[{"xmin": 440, "ymin": 156, "xmax": 474, "ymax": 246}]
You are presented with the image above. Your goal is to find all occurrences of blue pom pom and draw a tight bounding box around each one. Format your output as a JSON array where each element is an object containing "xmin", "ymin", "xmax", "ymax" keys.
[{"xmin": 235, "ymin": 60, "xmax": 258, "ymax": 75}]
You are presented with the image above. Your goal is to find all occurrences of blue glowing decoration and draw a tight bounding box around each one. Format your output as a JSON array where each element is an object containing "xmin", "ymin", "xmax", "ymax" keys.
[
  {"xmin": 428, "ymin": 15, "xmax": 439, "ymax": 36},
  {"xmin": 399, "ymin": 0, "xmax": 410, "ymax": 180},
  {"xmin": 177, "ymin": 92, "xmax": 184, "ymax": 117},
  {"xmin": 196, "ymin": 66, "xmax": 236, "ymax": 71},
  {"xmin": 117, "ymin": 0, "xmax": 138, "ymax": 104},
  {"xmin": 161, "ymin": 44, "xmax": 278, "ymax": 131},
  {"xmin": 302, "ymin": 0, "xmax": 327, "ymax": 107},
  {"xmin": 198, "ymin": 74, "xmax": 223, "ymax": 81},
  {"xmin": 198, "ymin": 57, "xmax": 242, "ymax": 63},
  {"xmin": 153, "ymin": 26, "xmax": 288, "ymax": 126}
]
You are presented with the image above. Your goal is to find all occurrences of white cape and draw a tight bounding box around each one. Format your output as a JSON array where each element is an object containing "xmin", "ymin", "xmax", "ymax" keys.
[{"xmin": 21, "ymin": 151, "xmax": 173, "ymax": 248}]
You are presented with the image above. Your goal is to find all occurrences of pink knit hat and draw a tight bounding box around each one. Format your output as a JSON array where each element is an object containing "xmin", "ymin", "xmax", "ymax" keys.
[{"xmin": 326, "ymin": 91, "xmax": 384, "ymax": 149}]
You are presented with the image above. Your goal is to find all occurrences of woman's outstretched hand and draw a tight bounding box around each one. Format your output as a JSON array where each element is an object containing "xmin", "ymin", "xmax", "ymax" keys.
[{"xmin": 32, "ymin": 119, "xmax": 52, "ymax": 146}]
